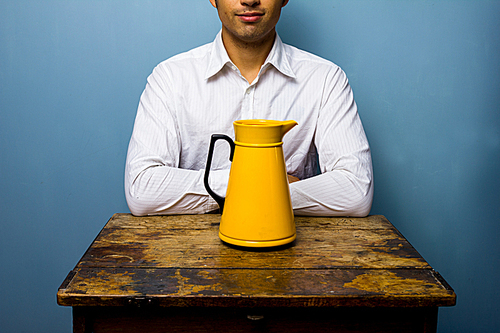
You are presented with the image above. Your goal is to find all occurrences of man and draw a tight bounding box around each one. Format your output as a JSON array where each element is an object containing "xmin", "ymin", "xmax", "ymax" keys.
[{"xmin": 125, "ymin": 0, "xmax": 373, "ymax": 217}]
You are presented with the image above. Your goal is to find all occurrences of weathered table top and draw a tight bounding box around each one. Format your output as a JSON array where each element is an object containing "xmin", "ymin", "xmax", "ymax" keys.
[{"xmin": 57, "ymin": 214, "xmax": 455, "ymax": 308}]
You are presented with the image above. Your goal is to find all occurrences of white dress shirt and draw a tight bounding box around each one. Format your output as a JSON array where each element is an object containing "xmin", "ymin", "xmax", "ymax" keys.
[{"xmin": 125, "ymin": 31, "xmax": 373, "ymax": 216}]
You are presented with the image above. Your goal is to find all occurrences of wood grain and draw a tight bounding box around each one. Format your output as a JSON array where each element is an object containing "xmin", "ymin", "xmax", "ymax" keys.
[{"xmin": 57, "ymin": 214, "xmax": 455, "ymax": 309}]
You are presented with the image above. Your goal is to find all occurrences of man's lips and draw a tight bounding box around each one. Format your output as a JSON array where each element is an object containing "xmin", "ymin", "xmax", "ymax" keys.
[{"xmin": 236, "ymin": 12, "xmax": 264, "ymax": 23}]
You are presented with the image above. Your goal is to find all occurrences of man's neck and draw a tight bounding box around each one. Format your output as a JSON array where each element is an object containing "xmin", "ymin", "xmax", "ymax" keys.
[{"xmin": 221, "ymin": 28, "xmax": 276, "ymax": 84}]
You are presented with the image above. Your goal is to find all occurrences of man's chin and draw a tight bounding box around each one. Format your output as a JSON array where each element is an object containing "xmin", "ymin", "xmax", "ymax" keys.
[{"xmin": 227, "ymin": 27, "xmax": 276, "ymax": 46}]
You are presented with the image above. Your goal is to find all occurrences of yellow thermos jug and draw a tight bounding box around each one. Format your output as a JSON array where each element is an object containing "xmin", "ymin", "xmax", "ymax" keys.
[{"xmin": 204, "ymin": 119, "xmax": 298, "ymax": 247}]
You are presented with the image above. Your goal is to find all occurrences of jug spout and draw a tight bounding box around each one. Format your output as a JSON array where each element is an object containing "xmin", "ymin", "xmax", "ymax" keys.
[
  {"xmin": 281, "ymin": 120, "xmax": 298, "ymax": 138},
  {"xmin": 233, "ymin": 119, "xmax": 298, "ymax": 145}
]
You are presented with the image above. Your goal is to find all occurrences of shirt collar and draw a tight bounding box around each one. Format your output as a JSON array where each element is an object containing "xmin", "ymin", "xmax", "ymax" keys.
[
  {"xmin": 265, "ymin": 33, "xmax": 296, "ymax": 79},
  {"xmin": 205, "ymin": 30, "xmax": 296, "ymax": 80}
]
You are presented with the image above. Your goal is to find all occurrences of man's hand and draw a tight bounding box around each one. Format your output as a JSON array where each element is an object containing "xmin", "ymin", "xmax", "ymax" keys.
[{"xmin": 287, "ymin": 174, "xmax": 300, "ymax": 183}]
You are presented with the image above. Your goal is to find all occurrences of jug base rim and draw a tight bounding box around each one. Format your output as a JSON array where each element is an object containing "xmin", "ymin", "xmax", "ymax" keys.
[{"xmin": 219, "ymin": 232, "xmax": 296, "ymax": 248}]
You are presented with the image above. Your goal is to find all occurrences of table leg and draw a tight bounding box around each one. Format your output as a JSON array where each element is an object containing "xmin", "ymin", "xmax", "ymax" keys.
[
  {"xmin": 72, "ymin": 307, "xmax": 94, "ymax": 333},
  {"xmin": 423, "ymin": 307, "xmax": 439, "ymax": 333}
]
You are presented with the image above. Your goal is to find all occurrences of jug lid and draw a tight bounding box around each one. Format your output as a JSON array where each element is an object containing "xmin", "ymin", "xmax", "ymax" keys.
[{"xmin": 233, "ymin": 119, "xmax": 297, "ymax": 145}]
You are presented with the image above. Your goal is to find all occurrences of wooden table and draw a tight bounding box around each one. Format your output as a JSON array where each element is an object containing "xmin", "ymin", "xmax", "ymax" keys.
[{"xmin": 57, "ymin": 214, "xmax": 455, "ymax": 332}]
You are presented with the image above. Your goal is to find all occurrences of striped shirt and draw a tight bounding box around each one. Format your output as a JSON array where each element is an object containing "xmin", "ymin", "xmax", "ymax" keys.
[{"xmin": 125, "ymin": 31, "xmax": 373, "ymax": 216}]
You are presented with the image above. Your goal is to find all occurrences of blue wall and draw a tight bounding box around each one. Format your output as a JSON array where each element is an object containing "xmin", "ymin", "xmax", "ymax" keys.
[{"xmin": 1, "ymin": 1, "xmax": 498, "ymax": 332}]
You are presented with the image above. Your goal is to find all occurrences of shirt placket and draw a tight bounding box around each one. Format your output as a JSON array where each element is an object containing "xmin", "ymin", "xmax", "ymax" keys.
[
  {"xmin": 241, "ymin": 84, "xmax": 256, "ymax": 119},
  {"xmin": 228, "ymin": 62, "xmax": 259, "ymax": 119}
]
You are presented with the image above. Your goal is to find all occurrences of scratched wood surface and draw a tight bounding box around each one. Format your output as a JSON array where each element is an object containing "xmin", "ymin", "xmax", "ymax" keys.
[{"xmin": 57, "ymin": 214, "xmax": 455, "ymax": 308}]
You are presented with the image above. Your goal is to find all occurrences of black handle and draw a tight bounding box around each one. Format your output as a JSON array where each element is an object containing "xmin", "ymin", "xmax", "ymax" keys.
[{"xmin": 204, "ymin": 134, "xmax": 235, "ymax": 213}]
